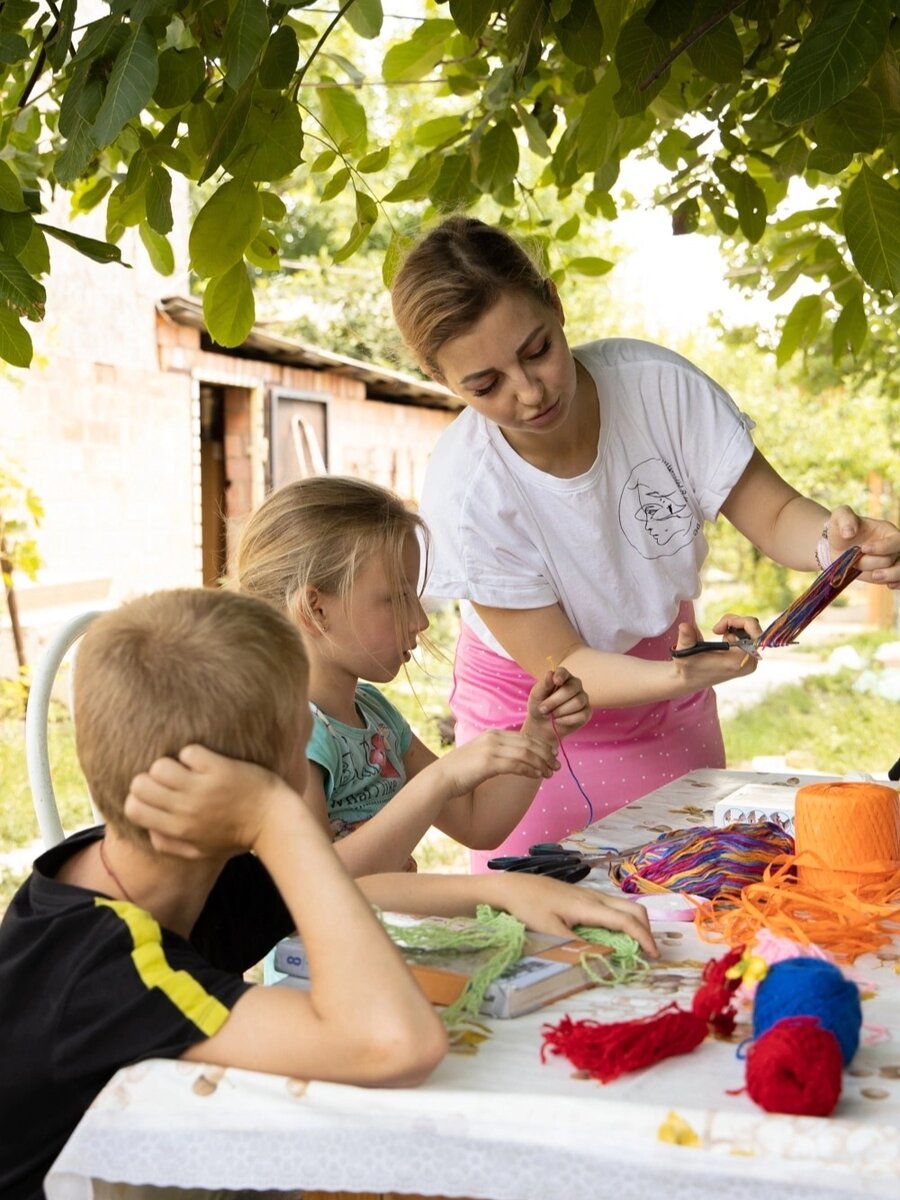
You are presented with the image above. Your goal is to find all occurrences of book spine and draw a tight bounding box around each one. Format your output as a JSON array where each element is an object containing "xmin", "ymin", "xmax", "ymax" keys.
[{"xmin": 273, "ymin": 939, "xmax": 311, "ymax": 979}]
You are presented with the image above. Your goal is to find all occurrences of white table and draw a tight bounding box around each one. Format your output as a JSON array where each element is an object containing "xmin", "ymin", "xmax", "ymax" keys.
[{"xmin": 46, "ymin": 770, "xmax": 900, "ymax": 1200}]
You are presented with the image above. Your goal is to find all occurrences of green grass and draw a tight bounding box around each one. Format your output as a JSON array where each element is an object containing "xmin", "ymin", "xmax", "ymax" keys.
[{"xmin": 721, "ymin": 668, "xmax": 898, "ymax": 775}]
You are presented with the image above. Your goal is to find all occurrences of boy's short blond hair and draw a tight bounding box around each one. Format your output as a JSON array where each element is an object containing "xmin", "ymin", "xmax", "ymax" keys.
[{"xmin": 74, "ymin": 588, "xmax": 308, "ymax": 846}]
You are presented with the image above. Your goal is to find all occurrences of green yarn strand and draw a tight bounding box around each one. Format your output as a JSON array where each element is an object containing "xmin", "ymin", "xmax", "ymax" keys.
[
  {"xmin": 381, "ymin": 904, "xmax": 526, "ymax": 1026},
  {"xmin": 573, "ymin": 925, "xmax": 649, "ymax": 987}
]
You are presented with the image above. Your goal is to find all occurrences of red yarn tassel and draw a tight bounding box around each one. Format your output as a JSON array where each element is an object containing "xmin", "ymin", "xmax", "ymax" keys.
[{"xmin": 541, "ymin": 946, "xmax": 745, "ymax": 1084}]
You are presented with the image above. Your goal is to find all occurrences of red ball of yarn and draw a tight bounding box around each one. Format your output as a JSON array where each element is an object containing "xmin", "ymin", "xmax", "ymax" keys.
[{"xmin": 745, "ymin": 1016, "xmax": 843, "ymax": 1116}]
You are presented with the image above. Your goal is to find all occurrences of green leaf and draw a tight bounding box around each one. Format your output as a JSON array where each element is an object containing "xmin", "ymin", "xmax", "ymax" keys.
[
  {"xmin": 0, "ymin": 305, "xmax": 32, "ymax": 368},
  {"xmin": 203, "ymin": 261, "xmax": 255, "ymax": 348},
  {"xmin": 430, "ymin": 152, "xmax": 472, "ymax": 206},
  {"xmin": 414, "ymin": 115, "xmax": 465, "ymax": 148},
  {"xmin": 331, "ymin": 193, "xmax": 378, "ymax": 266},
  {"xmin": 776, "ymin": 294, "xmax": 823, "ymax": 365},
  {"xmin": 139, "ymin": 222, "xmax": 175, "ymax": 275},
  {"xmin": 310, "ymin": 150, "xmax": 336, "ymax": 173},
  {"xmin": 154, "ymin": 47, "xmax": 206, "ymax": 110},
  {"xmin": 475, "ymin": 121, "xmax": 519, "ymax": 194},
  {"xmin": 320, "ymin": 167, "xmax": 350, "ymax": 201},
  {"xmin": 227, "ymin": 94, "xmax": 303, "ymax": 182},
  {"xmin": 553, "ymin": 0, "xmax": 604, "ymax": 68},
  {"xmin": 189, "ymin": 178, "xmax": 263, "ymax": 278},
  {"xmin": 17, "ymin": 224, "xmax": 49, "ymax": 280},
  {"xmin": 357, "ymin": 146, "xmax": 390, "ymax": 173},
  {"xmin": 565, "ymin": 255, "xmax": 614, "ymax": 276},
  {"xmin": 0, "ymin": 250, "xmax": 46, "ymax": 320},
  {"xmin": 146, "ymin": 164, "xmax": 173, "ymax": 234},
  {"xmin": 382, "ymin": 19, "xmax": 456, "ymax": 83},
  {"xmin": 806, "ymin": 144, "xmax": 854, "ymax": 173},
  {"xmin": 0, "ymin": 211, "xmax": 32, "ymax": 255},
  {"xmin": 259, "ymin": 24, "xmax": 299, "ymax": 88},
  {"xmin": 198, "ymin": 76, "xmax": 256, "ymax": 184},
  {"xmin": 842, "ymin": 164, "xmax": 900, "ymax": 293},
  {"xmin": 0, "ymin": 162, "xmax": 27, "ymax": 213},
  {"xmin": 318, "ymin": 83, "xmax": 367, "ymax": 152},
  {"xmin": 577, "ymin": 71, "xmax": 620, "ymax": 171},
  {"xmin": 245, "ymin": 228, "xmax": 281, "ymax": 270},
  {"xmin": 46, "ymin": 0, "xmax": 77, "ymax": 71},
  {"xmin": 614, "ymin": 14, "xmax": 670, "ymax": 116},
  {"xmin": 93, "ymin": 24, "xmax": 160, "ymax": 148},
  {"xmin": 672, "ymin": 197, "xmax": 700, "ymax": 235},
  {"xmin": 687, "ymin": 9, "xmax": 743, "ymax": 84},
  {"xmin": 518, "ymin": 109, "xmax": 551, "ymax": 158},
  {"xmin": 187, "ymin": 102, "xmax": 217, "ymax": 157},
  {"xmin": 260, "ymin": 192, "xmax": 287, "ymax": 221},
  {"xmin": 732, "ymin": 172, "xmax": 767, "ymax": 243},
  {"xmin": 382, "ymin": 154, "xmax": 442, "ymax": 202},
  {"xmin": 772, "ymin": 0, "xmax": 891, "ymax": 125},
  {"xmin": 771, "ymin": 136, "xmax": 809, "ymax": 181},
  {"xmin": 449, "ymin": 0, "xmax": 490, "ymax": 39},
  {"xmin": 40, "ymin": 224, "xmax": 126, "ymax": 265},
  {"xmin": 831, "ymin": 287, "xmax": 868, "ymax": 362},
  {"xmin": 345, "ymin": 0, "xmax": 383, "ymax": 39},
  {"xmin": 556, "ymin": 215, "xmax": 580, "ymax": 241},
  {"xmin": 767, "ymin": 258, "xmax": 807, "ymax": 301},
  {"xmin": 814, "ymin": 86, "xmax": 884, "ymax": 153},
  {"xmin": 223, "ymin": 0, "xmax": 270, "ymax": 90}
]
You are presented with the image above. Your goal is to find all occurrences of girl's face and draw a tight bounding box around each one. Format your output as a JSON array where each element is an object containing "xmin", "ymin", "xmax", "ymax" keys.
[
  {"xmin": 321, "ymin": 534, "xmax": 428, "ymax": 683},
  {"xmin": 432, "ymin": 288, "xmax": 580, "ymax": 443}
]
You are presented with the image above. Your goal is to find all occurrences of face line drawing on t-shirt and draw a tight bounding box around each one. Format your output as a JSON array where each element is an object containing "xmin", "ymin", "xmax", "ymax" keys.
[{"xmin": 618, "ymin": 457, "xmax": 701, "ymax": 559}]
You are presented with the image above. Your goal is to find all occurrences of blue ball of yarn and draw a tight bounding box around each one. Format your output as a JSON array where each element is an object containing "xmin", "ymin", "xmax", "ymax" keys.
[{"xmin": 753, "ymin": 957, "xmax": 862, "ymax": 1066}]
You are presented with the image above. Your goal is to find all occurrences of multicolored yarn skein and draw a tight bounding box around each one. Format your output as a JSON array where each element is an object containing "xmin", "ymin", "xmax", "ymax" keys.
[{"xmin": 609, "ymin": 822, "xmax": 794, "ymax": 899}]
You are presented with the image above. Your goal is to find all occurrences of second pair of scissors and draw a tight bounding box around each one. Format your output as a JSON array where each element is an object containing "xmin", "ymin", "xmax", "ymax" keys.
[
  {"xmin": 487, "ymin": 842, "xmax": 634, "ymax": 884},
  {"xmin": 670, "ymin": 630, "xmax": 759, "ymax": 659}
]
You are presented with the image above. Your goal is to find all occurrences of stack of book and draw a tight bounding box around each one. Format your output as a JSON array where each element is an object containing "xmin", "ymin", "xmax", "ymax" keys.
[{"xmin": 273, "ymin": 915, "xmax": 613, "ymax": 1019}]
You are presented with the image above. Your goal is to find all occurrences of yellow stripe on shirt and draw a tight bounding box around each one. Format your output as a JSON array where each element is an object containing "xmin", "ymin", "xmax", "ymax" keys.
[{"xmin": 96, "ymin": 897, "xmax": 231, "ymax": 1037}]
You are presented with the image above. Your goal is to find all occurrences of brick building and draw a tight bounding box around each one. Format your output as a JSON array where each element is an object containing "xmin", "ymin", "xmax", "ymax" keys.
[{"xmin": 0, "ymin": 201, "xmax": 458, "ymax": 670}]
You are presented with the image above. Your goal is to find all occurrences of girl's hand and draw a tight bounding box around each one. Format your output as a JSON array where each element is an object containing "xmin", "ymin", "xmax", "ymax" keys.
[
  {"xmin": 433, "ymin": 730, "xmax": 560, "ymax": 798},
  {"xmin": 826, "ymin": 506, "xmax": 900, "ymax": 588},
  {"xmin": 125, "ymin": 744, "xmax": 305, "ymax": 858},
  {"xmin": 525, "ymin": 668, "xmax": 591, "ymax": 738},
  {"xmin": 483, "ymin": 872, "xmax": 659, "ymax": 959}
]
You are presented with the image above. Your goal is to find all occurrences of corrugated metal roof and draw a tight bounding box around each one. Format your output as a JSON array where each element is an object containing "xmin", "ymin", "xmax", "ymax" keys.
[{"xmin": 157, "ymin": 296, "xmax": 460, "ymax": 410}]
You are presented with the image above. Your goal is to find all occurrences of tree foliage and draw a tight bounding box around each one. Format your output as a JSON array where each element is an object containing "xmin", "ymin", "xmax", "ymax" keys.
[{"xmin": 0, "ymin": 0, "xmax": 897, "ymax": 366}]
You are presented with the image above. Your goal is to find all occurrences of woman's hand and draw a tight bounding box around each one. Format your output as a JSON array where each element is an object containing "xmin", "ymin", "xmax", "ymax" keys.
[
  {"xmin": 825, "ymin": 505, "xmax": 900, "ymax": 587},
  {"xmin": 525, "ymin": 667, "xmax": 592, "ymax": 739},
  {"xmin": 670, "ymin": 614, "xmax": 762, "ymax": 687},
  {"xmin": 481, "ymin": 872, "xmax": 659, "ymax": 959}
]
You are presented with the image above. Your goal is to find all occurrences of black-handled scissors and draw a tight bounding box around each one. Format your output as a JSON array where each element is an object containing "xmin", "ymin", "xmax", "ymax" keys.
[
  {"xmin": 487, "ymin": 842, "xmax": 629, "ymax": 884},
  {"xmin": 671, "ymin": 631, "xmax": 759, "ymax": 659}
]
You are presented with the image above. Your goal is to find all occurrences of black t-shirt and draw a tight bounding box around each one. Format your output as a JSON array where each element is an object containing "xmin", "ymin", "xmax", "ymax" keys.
[{"xmin": 0, "ymin": 826, "xmax": 294, "ymax": 1200}]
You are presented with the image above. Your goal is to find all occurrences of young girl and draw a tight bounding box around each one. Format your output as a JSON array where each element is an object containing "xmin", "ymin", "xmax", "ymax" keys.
[
  {"xmin": 236, "ymin": 474, "xmax": 593, "ymax": 877},
  {"xmin": 390, "ymin": 215, "xmax": 900, "ymax": 870}
]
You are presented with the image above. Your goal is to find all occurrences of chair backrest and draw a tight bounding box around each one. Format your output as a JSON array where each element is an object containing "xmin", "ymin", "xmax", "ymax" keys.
[{"xmin": 24, "ymin": 611, "xmax": 100, "ymax": 848}]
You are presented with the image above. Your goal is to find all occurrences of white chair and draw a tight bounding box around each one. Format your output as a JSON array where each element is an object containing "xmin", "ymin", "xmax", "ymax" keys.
[{"xmin": 24, "ymin": 610, "xmax": 100, "ymax": 847}]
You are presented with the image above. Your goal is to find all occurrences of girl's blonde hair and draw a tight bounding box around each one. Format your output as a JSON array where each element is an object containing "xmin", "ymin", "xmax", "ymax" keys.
[
  {"xmin": 390, "ymin": 216, "xmax": 553, "ymax": 377},
  {"xmin": 236, "ymin": 476, "xmax": 429, "ymax": 645}
]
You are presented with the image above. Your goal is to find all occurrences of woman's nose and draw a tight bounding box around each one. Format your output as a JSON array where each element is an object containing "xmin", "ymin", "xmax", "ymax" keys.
[{"xmin": 515, "ymin": 369, "xmax": 543, "ymax": 406}]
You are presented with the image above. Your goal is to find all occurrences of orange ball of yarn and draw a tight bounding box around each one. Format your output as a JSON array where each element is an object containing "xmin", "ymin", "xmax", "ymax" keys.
[{"xmin": 794, "ymin": 782, "xmax": 900, "ymax": 891}]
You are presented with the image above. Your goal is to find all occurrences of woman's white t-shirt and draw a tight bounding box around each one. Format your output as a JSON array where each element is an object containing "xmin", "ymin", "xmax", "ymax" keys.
[{"xmin": 420, "ymin": 338, "xmax": 756, "ymax": 656}]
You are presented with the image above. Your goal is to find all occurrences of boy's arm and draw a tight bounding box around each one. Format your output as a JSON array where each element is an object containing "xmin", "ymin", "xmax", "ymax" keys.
[
  {"xmin": 127, "ymin": 748, "xmax": 448, "ymax": 1086},
  {"xmin": 357, "ymin": 869, "xmax": 658, "ymax": 959}
]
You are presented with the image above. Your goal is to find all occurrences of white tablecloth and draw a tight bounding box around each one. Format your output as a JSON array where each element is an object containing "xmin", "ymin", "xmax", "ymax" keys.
[{"xmin": 46, "ymin": 770, "xmax": 900, "ymax": 1200}]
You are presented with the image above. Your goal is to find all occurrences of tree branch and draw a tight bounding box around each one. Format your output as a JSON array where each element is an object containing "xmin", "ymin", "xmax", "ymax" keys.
[{"xmin": 640, "ymin": 0, "xmax": 748, "ymax": 91}]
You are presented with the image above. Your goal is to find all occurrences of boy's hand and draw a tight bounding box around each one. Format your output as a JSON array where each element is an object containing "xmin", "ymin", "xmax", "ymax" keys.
[
  {"xmin": 524, "ymin": 668, "xmax": 591, "ymax": 739},
  {"xmin": 433, "ymin": 730, "xmax": 560, "ymax": 798},
  {"xmin": 125, "ymin": 744, "xmax": 301, "ymax": 859},
  {"xmin": 482, "ymin": 872, "xmax": 658, "ymax": 959}
]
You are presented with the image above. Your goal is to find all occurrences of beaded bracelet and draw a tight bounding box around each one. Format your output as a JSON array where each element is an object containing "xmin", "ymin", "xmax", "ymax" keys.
[{"xmin": 815, "ymin": 523, "xmax": 832, "ymax": 571}]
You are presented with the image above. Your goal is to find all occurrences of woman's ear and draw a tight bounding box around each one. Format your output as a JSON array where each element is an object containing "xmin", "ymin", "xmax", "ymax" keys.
[{"xmin": 546, "ymin": 279, "xmax": 565, "ymax": 326}]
